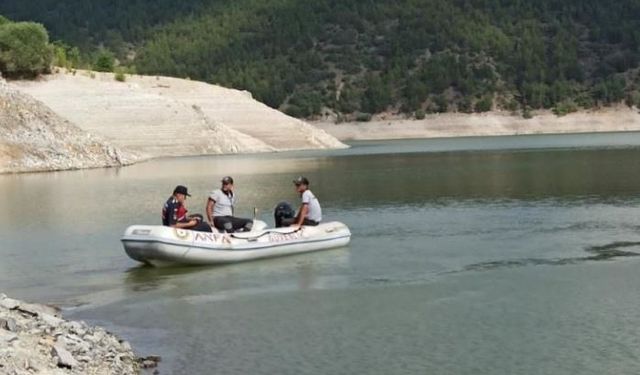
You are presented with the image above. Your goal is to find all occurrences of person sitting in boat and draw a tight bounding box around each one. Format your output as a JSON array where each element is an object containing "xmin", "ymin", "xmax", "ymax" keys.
[
  {"xmin": 206, "ymin": 176, "xmax": 253, "ymax": 233},
  {"xmin": 162, "ymin": 185, "xmax": 212, "ymax": 232},
  {"xmin": 282, "ymin": 176, "xmax": 322, "ymax": 227}
]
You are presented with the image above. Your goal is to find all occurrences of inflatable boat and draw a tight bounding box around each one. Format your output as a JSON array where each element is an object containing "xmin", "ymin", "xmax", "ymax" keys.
[{"xmin": 121, "ymin": 220, "xmax": 351, "ymax": 266}]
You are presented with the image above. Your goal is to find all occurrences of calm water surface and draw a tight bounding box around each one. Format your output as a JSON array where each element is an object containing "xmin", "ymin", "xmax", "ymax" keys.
[{"xmin": 2, "ymin": 133, "xmax": 640, "ymax": 374}]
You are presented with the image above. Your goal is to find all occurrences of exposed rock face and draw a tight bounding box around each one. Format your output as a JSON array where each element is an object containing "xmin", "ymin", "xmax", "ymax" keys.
[
  {"xmin": 13, "ymin": 70, "xmax": 346, "ymax": 158},
  {"xmin": 1, "ymin": 69, "xmax": 347, "ymax": 174},
  {"xmin": 0, "ymin": 78, "xmax": 137, "ymax": 173},
  {"xmin": 0, "ymin": 293, "xmax": 142, "ymax": 374}
]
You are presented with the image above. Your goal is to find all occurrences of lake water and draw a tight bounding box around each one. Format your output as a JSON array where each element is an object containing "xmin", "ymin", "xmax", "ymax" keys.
[{"xmin": 2, "ymin": 133, "xmax": 640, "ymax": 374}]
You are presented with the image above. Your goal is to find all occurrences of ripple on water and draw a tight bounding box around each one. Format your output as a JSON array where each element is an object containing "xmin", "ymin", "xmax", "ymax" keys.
[{"xmin": 460, "ymin": 241, "xmax": 640, "ymax": 273}]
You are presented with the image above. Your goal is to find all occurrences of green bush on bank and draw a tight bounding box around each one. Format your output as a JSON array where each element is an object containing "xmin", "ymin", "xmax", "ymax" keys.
[
  {"xmin": 94, "ymin": 48, "xmax": 115, "ymax": 72},
  {"xmin": 0, "ymin": 20, "xmax": 53, "ymax": 78},
  {"xmin": 552, "ymin": 100, "xmax": 578, "ymax": 116},
  {"xmin": 114, "ymin": 68, "xmax": 126, "ymax": 82},
  {"xmin": 356, "ymin": 112, "xmax": 372, "ymax": 122},
  {"xmin": 474, "ymin": 95, "xmax": 493, "ymax": 113},
  {"xmin": 52, "ymin": 40, "xmax": 80, "ymax": 69}
]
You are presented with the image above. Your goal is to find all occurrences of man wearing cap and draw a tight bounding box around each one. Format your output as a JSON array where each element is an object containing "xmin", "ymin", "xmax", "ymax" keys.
[
  {"xmin": 206, "ymin": 176, "xmax": 253, "ymax": 233},
  {"xmin": 283, "ymin": 176, "xmax": 322, "ymax": 227},
  {"xmin": 162, "ymin": 185, "xmax": 211, "ymax": 232}
]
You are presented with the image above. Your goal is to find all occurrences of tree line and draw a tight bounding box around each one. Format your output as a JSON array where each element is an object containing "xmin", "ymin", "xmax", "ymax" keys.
[{"xmin": 2, "ymin": 0, "xmax": 640, "ymax": 118}]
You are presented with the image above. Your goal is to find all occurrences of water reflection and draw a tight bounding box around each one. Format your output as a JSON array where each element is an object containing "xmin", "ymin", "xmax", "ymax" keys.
[{"xmin": 121, "ymin": 247, "xmax": 351, "ymax": 300}]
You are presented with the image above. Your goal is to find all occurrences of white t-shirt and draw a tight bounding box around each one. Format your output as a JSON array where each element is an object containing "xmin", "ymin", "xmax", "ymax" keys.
[
  {"xmin": 302, "ymin": 190, "xmax": 322, "ymax": 222},
  {"xmin": 210, "ymin": 189, "xmax": 235, "ymax": 217}
]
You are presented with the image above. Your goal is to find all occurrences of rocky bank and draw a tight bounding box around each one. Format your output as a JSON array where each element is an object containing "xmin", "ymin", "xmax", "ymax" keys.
[
  {"xmin": 0, "ymin": 78, "xmax": 136, "ymax": 174},
  {"xmin": 12, "ymin": 70, "xmax": 346, "ymax": 158},
  {"xmin": 0, "ymin": 293, "xmax": 157, "ymax": 375},
  {"xmin": 1, "ymin": 70, "xmax": 347, "ymax": 174}
]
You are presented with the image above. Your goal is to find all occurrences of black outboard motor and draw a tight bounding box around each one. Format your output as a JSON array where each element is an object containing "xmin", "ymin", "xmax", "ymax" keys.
[{"xmin": 274, "ymin": 201, "xmax": 295, "ymax": 227}]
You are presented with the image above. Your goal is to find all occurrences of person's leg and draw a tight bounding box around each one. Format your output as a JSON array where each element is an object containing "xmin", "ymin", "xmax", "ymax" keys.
[
  {"xmin": 213, "ymin": 216, "xmax": 234, "ymax": 233},
  {"xmin": 193, "ymin": 221, "xmax": 212, "ymax": 232},
  {"xmin": 302, "ymin": 218, "xmax": 319, "ymax": 226},
  {"xmin": 280, "ymin": 217, "xmax": 296, "ymax": 227},
  {"xmin": 230, "ymin": 217, "xmax": 253, "ymax": 232}
]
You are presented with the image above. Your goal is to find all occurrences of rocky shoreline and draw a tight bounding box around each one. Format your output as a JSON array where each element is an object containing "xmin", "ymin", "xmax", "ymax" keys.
[{"xmin": 0, "ymin": 294, "xmax": 157, "ymax": 375}]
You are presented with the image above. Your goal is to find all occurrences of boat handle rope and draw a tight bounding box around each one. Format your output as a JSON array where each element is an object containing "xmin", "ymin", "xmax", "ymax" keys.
[{"xmin": 230, "ymin": 227, "xmax": 302, "ymax": 240}]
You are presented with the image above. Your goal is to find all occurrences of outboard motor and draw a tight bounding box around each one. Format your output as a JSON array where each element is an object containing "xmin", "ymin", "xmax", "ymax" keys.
[{"xmin": 274, "ymin": 201, "xmax": 295, "ymax": 227}]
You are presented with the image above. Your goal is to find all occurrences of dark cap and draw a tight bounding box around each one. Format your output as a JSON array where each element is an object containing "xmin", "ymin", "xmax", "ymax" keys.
[
  {"xmin": 173, "ymin": 185, "xmax": 191, "ymax": 197},
  {"xmin": 293, "ymin": 176, "xmax": 309, "ymax": 186},
  {"xmin": 221, "ymin": 176, "xmax": 234, "ymax": 185}
]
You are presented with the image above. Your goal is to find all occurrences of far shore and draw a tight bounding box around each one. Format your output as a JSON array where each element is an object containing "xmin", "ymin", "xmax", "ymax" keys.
[{"xmin": 312, "ymin": 107, "xmax": 640, "ymax": 141}]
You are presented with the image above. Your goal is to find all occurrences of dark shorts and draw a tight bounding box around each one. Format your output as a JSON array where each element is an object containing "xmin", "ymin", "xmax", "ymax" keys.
[
  {"xmin": 213, "ymin": 216, "xmax": 253, "ymax": 233},
  {"xmin": 179, "ymin": 214, "xmax": 212, "ymax": 232},
  {"xmin": 281, "ymin": 218, "xmax": 319, "ymax": 227}
]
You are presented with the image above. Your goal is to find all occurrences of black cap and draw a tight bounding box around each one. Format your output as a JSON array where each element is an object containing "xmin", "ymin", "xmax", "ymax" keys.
[
  {"xmin": 173, "ymin": 185, "xmax": 191, "ymax": 197},
  {"xmin": 221, "ymin": 176, "xmax": 234, "ymax": 185},
  {"xmin": 293, "ymin": 176, "xmax": 309, "ymax": 186}
]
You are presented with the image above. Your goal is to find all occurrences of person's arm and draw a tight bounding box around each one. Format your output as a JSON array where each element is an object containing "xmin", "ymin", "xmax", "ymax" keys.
[
  {"xmin": 206, "ymin": 198, "xmax": 215, "ymax": 225},
  {"xmin": 295, "ymin": 204, "xmax": 309, "ymax": 226},
  {"xmin": 171, "ymin": 203, "xmax": 197, "ymax": 229},
  {"xmin": 172, "ymin": 219, "xmax": 197, "ymax": 229}
]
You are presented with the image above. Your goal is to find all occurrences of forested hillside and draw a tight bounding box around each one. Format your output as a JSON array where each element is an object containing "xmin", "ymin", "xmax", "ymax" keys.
[{"xmin": 2, "ymin": 0, "xmax": 640, "ymax": 119}]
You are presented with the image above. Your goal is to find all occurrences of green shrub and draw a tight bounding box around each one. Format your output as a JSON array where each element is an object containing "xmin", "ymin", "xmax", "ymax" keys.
[
  {"xmin": 575, "ymin": 92, "xmax": 595, "ymax": 108},
  {"xmin": 474, "ymin": 95, "xmax": 493, "ymax": 112},
  {"xmin": 284, "ymin": 104, "xmax": 305, "ymax": 118},
  {"xmin": 415, "ymin": 109, "xmax": 426, "ymax": 119},
  {"xmin": 94, "ymin": 48, "xmax": 115, "ymax": 72},
  {"xmin": 52, "ymin": 41, "xmax": 67, "ymax": 68},
  {"xmin": 434, "ymin": 94, "xmax": 448, "ymax": 113},
  {"xmin": 503, "ymin": 98, "xmax": 520, "ymax": 112},
  {"xmin": 625, "ymin": 90, "xmax": 640, "ymax": 108},
  {"xmin": 552, "ymin": 100, "xmax": 578, "ymax": 116},
  {"xmin": 0, "ymin": 21, "xmax": 53, "ymax": 77},
  {"xmin": 458, "ymin": 96, "xmax": 473, "ymax": 113},
  {"xmin": 114, "ymin": 69, "xmax": 126, "ymax": 82},
  {"xmin": 356, "ymin": 112, "xmax": 372, "ymax": 122}
]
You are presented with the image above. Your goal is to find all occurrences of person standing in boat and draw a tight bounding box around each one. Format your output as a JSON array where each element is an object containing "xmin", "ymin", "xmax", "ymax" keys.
[
  {"xmin": 206, "ymin": 176, "xmax": 253, "ymax": 233},
  {"xmin": 283, "ymin": 176, "xmax": 322, "ymax": 227},
  {"xmin": 162, "ymin": 185, "xmax": 212, "ymax": 232}
]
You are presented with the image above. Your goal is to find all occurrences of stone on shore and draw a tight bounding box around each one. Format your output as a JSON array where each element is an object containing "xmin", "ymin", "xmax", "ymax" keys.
[
  {"xmin": 0, "ymin": 293, "xmax": 140, "ymax": 374},
  {"xmin": 52, "ymin": 343, "xmax": 79, "ymax": 369}
]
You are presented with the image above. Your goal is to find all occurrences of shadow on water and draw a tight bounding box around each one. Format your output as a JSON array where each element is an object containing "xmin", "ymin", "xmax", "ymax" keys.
[{"xmin": 461, "ymin": 241, "xmax": 640, "ymax": 272}]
